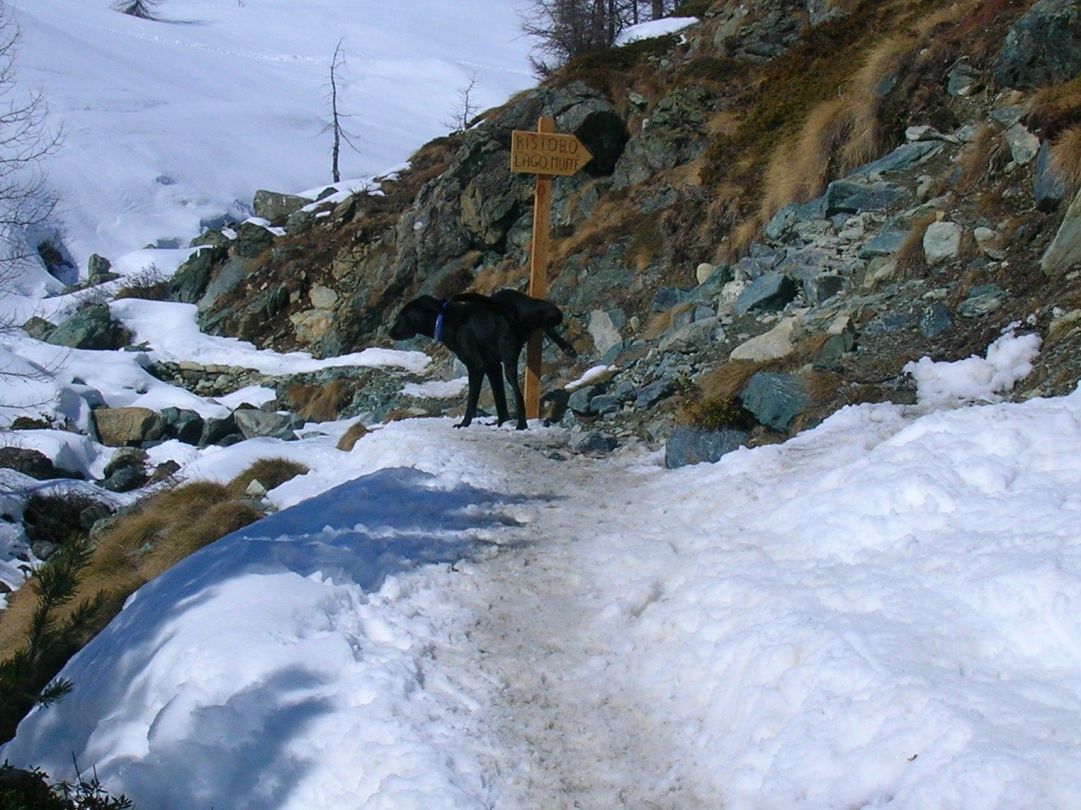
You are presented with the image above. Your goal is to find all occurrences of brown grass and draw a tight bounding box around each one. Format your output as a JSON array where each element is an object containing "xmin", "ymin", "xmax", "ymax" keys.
[
  {"xmin": 226, "ymin": 457, "xmax": 309, "ymax": 498},
  {"xmin": 893, "ymin": 211, "xmax": 937, "ymax": 276},
  {"xmin": 1051, "ymin": 126, "xmax": 1081, "ymax": 195},
  {"xmin": 0, "ymin": 458, "xmax": 311, "ymax": 673},
  {"xmin": 951, "ymin": 125, "xmax": 1002, "ymax": 195},
  {"xmin": 697, "ymin": 361, "xmax": 768, "ymax": 402},
  {"xmin": 288, "ymin": 379, "xmax": 353, "ymax": 423},
  {"xmin": 756, "ymin": 33, "xmax": 915, "ymax": 229},
  {"xmin": 145, "ymin": 500, "xmax": 263, "ymax": 570},
  {"xmin": 337, "ymin": 421, "xmax": 370, "ymax": 451}
]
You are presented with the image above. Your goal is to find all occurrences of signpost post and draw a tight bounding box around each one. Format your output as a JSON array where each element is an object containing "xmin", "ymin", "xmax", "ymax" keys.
[{"xmin": 510, "ymin": 116, "xmax": 592, "ymax": 420}]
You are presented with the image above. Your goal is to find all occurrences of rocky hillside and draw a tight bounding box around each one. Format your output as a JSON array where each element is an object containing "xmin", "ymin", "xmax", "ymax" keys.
[{"xmin": 50, "ymin": 0, "xmax": 1081, "ymax": 464}]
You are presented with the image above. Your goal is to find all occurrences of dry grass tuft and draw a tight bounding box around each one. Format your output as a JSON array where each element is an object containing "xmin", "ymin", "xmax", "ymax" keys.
[
  {"xmin": 757, "ymin": 34, "xmax": 914, "ymax": 227},
  {"xmin": 952, "ymin": 125, "xmax": 1003, "ymax": 194},
  {"xmin": 146, "ymin": 500, "xmax": 264, "ymax": 570},
  {"xmin": 893, "ymin": 211, "xmax": 937, "ymax": 276},
  {"xmin": 337, "ymin": 421, "xmax": 370, "ymax": 452},
  {"xmin": 697, "ymin": 361, "xmax": 767, "ymax": 402},
  {"xmin": 226, "ymin": 458, "xmax": 309, "ymax": 499},
  {"xmin": 288, "ymin": 379, "xmax": 353, "ymax": 423},
  {"xmin": 1051, "ymin": 126, "xmax": 1081, "ymax": 194}
]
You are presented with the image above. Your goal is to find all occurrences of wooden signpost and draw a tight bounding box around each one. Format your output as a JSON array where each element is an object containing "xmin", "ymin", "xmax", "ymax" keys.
[{"xmin": 510, "ymin": 116, "xmax": 593, "ymax": 419}]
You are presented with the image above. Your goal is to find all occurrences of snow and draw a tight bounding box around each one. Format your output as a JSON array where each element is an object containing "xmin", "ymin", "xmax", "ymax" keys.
[
  {"xmin": 614, "ymin": 17, "xmax": 698, "ymax": 46},
  {"xmin": 9, "ymin": 0, "xmax": 535, "ymax": 269},
  {"xmin": 2, "ymin": 1, "xmax": 1081, "ymax": 807}
]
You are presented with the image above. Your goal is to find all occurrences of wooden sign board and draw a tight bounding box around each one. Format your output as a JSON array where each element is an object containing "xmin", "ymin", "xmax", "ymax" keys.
[
  {"xmin": 512, "ymin": 117, "xmax": 592, "ymax": 421},
  {"xmin": 511, "ymin": 130, "xmax": 593, "ymax": 177}
]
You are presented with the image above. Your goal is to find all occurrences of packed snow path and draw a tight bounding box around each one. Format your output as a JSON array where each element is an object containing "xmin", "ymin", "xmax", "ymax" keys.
[{"xmin": 437, "ymin": 433, "xmax": 715, "ymax": 807}]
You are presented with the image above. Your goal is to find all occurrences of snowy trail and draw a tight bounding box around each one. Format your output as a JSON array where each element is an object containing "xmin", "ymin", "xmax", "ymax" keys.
[{"xmin": 424, "ymin": 430, "xmax": 718, "ymax": 808}]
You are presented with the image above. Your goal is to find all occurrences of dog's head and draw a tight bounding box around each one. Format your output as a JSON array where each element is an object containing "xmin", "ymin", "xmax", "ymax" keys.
[{"xmin": 388, "ymin": 295, "xmax": 442, "ymax": 340}]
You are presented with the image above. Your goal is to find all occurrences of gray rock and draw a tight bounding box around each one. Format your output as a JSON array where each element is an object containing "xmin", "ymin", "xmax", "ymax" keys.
[
  {"xmin": 161, "ymin": 407, "xmax": 205, "ymax": 445},
  {"xmin": 864, "ymin": 312, "xmax": 912, "ymax": 335},
  {"xmin": 919, "ymin": 303, "xmax": 953, "ymax": 338},
  {"xmin": 234, "ymin": 409, "xmax": 299, "ymax": 440},
  {"xmin": 1035, "ymin": 140, "xmax": 1068, "ymax": 212},
  {"xmin": 232, "ymin": 221, "xmax": 276, "ymax": 258},
  {"xmin": 958, "ymin": 285, "xmax": 1006, "ymax": 318},
  {"xmin": 764, "ymin": 197, "xmax": 828, "ymax": 241},
  {"xmin": 253, "ymin": 190, "xmax": 310, "ymax": 224},
  {"xmin": 1003, "ymin": 123, "xmax": 1040, "ymax": 166},
  {"xmin": 200, "ymin": 413, "xmax": 239, "ymax": 446},
  {"xmin": 170, "ymin": 244, "xmax": 227, "ymax": 304},
  {"xmin": 849, "ymin": 141, "xmax": 941, "ymax": 178},
  {"xmin": 859, "ymin": 219, "xmax": 910, "ymax": 258},
  {"xmin": 824, "ymin": 180, "xmax": 906, "ymax": 217},
  {"xmin": 589, "ymin": 394, "xmax": 621, "ymax": 415},
  {"xmin": 101, "ymin": 465, "xmax": 147, "ymax": 493},
  {"xmin": 923, "ymin": 221, "xmax": 963, "ymax": 265},
  {"xmin": 0, "ymin": 447, "xmax": 81, "ymax": 481},
  {"xmin": 635, "ymin": 378, "xmax": 676, "ymax": 410},
  {"xmin": 814, "ymin": 330, "xmax": 856, "ymax": 370},
  {"xmin": 651, "ymin": 287, "xmax": 685, "ymax": 312},
  {"xmin": 570, "ymin": 430, "xmax": 618, "ymax": 454},
  {"xmin": 197, "ymin": 257, "xmax": 252, "ymax": 313},
  {"xmin": 87, "ymin": 253, "xmax": 113, "ymax": 283},
  {"xmin": 733, "ymin": 273, "xmax": 799, "ymax": 316},
  {"xmin": 1041, "ymin": 188, "xmax": 1081, "ymax": 273},
  {"xmin": 21, "ymin": 316, "xmax": 54, "ymax": 341},
  {"xmin": 992, "ymin": 0, "xmax": 1081, "ymax": 89},
  {"xmin": 947, "ymin": 60, "xmax": 981, "ymax": 96},
  {"xmin": 803, "ymin": 275, "xmax": 844, "ymax": 305},
  {"xmin": 664, "ymin": 426, "xmax": 747, "ymax": 469},
  {"xmin": 740, "ymin": 372, "xmax": 810, "ymax": 432},
  {"xmin": 46, "ymin": 304, "xmax": 131, "ymax": 350}
]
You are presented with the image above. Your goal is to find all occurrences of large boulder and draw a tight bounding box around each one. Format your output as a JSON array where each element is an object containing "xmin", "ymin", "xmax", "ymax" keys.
[
  {"xmin": 253, "ymin": 189, "xmax": 310, "ymax": 224},
  {"xmin": 92, "ymin": 407, "xmax": 164, "ymax": 447},
  {"xmin": 992, "ymin": 0, "xmax": 1081, "ymax": 89},
  {"xmin": 1041, "ymin": 188, "xmax": 1081, "ymax": 273},
  {"xmin": 740, "ymin": 371, "xmax": 810, "ymax": 432},
  {"xmin": 45, "ymin": 304, "xmax": 131, "ymax": 350},
  {"xmin": 0, "ymin": 447, "xmax": 82, "ymax": 480}
]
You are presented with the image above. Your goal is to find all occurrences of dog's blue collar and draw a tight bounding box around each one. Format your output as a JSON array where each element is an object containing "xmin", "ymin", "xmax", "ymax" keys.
[{"xmin": 434, "ymin": 299, "xmax": 449, "ymax": 343}]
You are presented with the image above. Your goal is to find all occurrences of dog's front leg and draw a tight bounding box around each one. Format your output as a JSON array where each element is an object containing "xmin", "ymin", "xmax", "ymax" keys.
[{"xmin": 456, "ymin": 366, "xmax": 484, "ymax": 428}]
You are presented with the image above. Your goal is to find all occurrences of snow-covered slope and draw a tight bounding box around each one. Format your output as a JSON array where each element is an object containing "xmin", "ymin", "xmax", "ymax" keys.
[{"xmin": 10, "ymin": 0, "xmax": 533, "ymax": 267}]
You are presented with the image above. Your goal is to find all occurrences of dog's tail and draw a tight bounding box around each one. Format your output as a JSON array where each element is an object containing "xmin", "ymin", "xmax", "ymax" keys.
[{"xmin": 544, "ymin": 326, "xmax": 578, "ymax": 359}]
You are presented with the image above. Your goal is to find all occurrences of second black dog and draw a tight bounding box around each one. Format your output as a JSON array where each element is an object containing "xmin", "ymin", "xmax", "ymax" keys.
[{"xmin": 389, "ymin": 295, "xmax": 527, "ymax": 429}]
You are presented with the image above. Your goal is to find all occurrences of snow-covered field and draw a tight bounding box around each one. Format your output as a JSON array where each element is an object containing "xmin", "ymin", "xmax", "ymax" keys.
[
  {"xmin": 9, "ymin": 0, "xmax": 535, "ymax": 267},
  {"xmin": 3, "ymin": 1, "xmax": 1081, "ymax": 807}
]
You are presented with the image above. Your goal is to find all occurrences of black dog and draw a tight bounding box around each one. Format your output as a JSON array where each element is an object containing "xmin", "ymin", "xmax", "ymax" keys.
[
  {"xmin": 454, "ymin": 289, "xmax": 577, "ymax": 360},
  {"xmin": 389, "ymin": 295, "xmax": 528, "ymax": 429}
]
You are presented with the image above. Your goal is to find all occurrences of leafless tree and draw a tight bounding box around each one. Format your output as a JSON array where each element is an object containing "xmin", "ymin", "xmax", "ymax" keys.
[
  {"xmin": 112, "ymin": 0, "xmax": 162, "ymax": 19},
  {"xmin": 325, "ymin": 39, "xmax": 360, "ymax": 184},
  {"xmin": 442, "ymin": 73, "xmax": 479, "ymax": 134},
  {"xmin": 521, "ymin": 0, "xmax": 677, "ymax": 75},
  {"xmin": 0, "ymin": 4, "xmax": 61, "ymax": 408}
]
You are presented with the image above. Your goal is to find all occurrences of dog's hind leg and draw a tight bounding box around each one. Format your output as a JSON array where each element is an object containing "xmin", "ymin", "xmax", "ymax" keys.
[
  {"xmin": 504, "ymin": 357, "xmax": 527, "ymax": 430},
  {"xmin": 456, "ymin": 366, "xmax": 484, "ymax": 428},
  {"xmin": 486, "ymin": 364, "xmax": 511, "ymax": 426}
]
